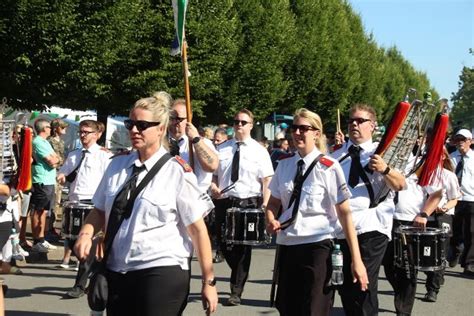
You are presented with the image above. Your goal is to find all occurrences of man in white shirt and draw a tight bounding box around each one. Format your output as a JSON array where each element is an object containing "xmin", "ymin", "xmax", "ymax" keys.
[
  {"xmin": 449, "ymin": 128, "xmax": 474, "ymax": 275},
  {"xmin": 57, "ymin": 120, "xmax": 112, "ymax": 298},
  {"xmin": 210, "ymin": 109, "xmax": 273, "ymax": 306},
  {"xmin": 168, "ymin": 99, "xmax": 218, "ymax": 193},
  {"xmin": 332, "ymin": 104, "xmax": 406, "ymax": 316}
]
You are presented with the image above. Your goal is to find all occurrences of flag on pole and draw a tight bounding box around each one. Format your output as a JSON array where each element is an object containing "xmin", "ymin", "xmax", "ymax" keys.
[{"xmin": 171, "ymin": 0, "xmax": 188, "ymax": 56}]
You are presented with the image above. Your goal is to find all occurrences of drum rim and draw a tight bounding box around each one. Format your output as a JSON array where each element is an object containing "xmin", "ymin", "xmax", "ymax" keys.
[
  {"xmin": 62, "ymin": 201, "xmax": 94, "ymax": 209},
  {"xmin": 226, "ymin": 207, "xmax": 264, "ymax": 214},
  {"xmin": 396, "ymin": 225, "xmax": 443, "ymax": 235}
]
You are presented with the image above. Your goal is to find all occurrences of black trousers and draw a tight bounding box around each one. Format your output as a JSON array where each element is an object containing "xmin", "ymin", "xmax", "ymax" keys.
[
  {"xmin": 384, "ymin": 219, "xmax": 425, "ymax": 316},
  {"xmin": 425, "ymin": 213, "xmax": 452, "ymax": 293},
  {"xmin": 338, "ymin": 231, "xmax": 389, "ymax": 316},
  {"xmin": 106, "ymin": 265, "xmax": 190, "ymax": 316},
  {"xmin": 214, "ymin": 196, "xmax": 261, "ymax": 295},
  {"xmin": 451, "ymin": 201, "xmax": 474, "ymax": 267},
  {"xmin": 276, "ymin": 240, "xmax": 334, "ymax": 316}
]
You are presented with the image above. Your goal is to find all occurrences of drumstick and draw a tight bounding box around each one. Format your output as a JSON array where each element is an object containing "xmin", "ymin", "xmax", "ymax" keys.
[{"xmin": 335, "ymin": 108, "xmax": 342, "ymax": 145}]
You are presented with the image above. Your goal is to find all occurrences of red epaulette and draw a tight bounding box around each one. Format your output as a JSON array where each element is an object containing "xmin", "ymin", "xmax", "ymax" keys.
[
  {"xmin": 110, "ymin": 150, "xmax": 131, "ymax": 159},
  {"xmin": 175, "ymin": 155, "xmax": 193, "ymax": 172},
  {"xmin": 319, "ymin": 156, "xmax": 334, "ymax": 167},
  {"xmin": 279, "ymin": 152, "xmax": 295, "ymax": 160}
]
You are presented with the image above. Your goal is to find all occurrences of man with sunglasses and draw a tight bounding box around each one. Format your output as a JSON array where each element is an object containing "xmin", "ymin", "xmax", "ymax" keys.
[
  {"xmin": 167, "ymin": 99, "xmax": 218, "ymax": 193},
  {"xmin": 210, "ymin": 109, "xmax": 273, "ymax": 306},
  {"xmin": 332, "ymin": 104, "xmax": 405, "ymax": 316},
  {"xmin": 30, "ymin": 119, "xmax": 61, "ymax": 253},
  {"xmin": 57, "ymin": 120, "xmax": 112, "ymax": 298},
  {"xmin": 449, "ymin": 128, "xmax": 474, "ymax": 275}
]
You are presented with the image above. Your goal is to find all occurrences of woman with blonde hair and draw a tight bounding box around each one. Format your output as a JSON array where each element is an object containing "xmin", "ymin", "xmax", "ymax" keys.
[
  {"xmin": 265, "ymin": 108, "xmax": 367, "ymax": 315},
  {"xmin": 75, "ymin": 92, "xmax": 218, "ymax": 315}
]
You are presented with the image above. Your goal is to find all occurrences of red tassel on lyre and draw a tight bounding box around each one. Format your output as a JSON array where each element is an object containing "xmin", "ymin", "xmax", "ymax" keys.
[
  {"xmin": 418, "ymin": 112, "xmax": 449, "ymax": 186},
  {"xmin": 17, "ymin": 127, "xmax": 33, "ymax": 191},
  {"xmin": 374, "ymin": 101, "xmax": 411, "ymax": 156}
]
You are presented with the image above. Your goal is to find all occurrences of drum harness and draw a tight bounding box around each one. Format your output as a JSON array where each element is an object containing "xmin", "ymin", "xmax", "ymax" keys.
[{"xmin": 280, "ymin": 154, "xmax": 323, "ymax": 231}]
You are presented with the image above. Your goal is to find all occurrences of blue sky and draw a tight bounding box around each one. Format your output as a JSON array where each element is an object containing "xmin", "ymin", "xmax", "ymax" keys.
[{"xmin": 348, "ymin": 0, "xmax": 473, "ymax": 103}]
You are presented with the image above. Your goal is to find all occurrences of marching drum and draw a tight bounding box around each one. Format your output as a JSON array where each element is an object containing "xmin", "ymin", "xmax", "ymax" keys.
[
  {"xmin": 225, "ymin": 207, "xmax": 270, "ymax": 246},
  {"xmin": 62, "ymin": 201, "xmax": 94, "ymax": 239},
  {"xmin": 394, "ymin": 225, "xmax": 447, "ymax": 272}
]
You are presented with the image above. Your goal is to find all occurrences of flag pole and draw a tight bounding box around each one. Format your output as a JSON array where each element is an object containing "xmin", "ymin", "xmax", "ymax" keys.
[{"xmin": 181, "ymin": 40, "xmax": 194, "ymax": 168}]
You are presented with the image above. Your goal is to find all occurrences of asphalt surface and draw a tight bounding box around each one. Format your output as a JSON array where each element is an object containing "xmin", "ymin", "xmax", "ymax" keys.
[{"xmin": 2, "ymin": 239, "xmax": 473, "ymax": 316}]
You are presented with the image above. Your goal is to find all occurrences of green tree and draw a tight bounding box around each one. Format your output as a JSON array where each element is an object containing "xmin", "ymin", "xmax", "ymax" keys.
[{"xmin": 451, "ymin": 62, "xmax": 474, "ymax": 128}]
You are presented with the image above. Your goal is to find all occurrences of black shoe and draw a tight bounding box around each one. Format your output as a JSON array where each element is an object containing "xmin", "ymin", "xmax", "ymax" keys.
[
  {"xmin": 463, "ymin": 265, "xmax": 474, "ymax": 276},
  {"xmin": 227, "ymin": 294, "xmax": 241, "ymax": 306},
  {"xmin": 424, "ymin": 291, "xmax": 437, "ymax": 302},
  {"xmin": 447, "ymin": 253, "xmax": 460, "ymax": 268},
  {"xmin": 66, "ymin": 286, "xmax": 85, "ymax": 298},
  {"xmin": 213, "ymin": 253, "xmax": 224, "ymax": 263}
]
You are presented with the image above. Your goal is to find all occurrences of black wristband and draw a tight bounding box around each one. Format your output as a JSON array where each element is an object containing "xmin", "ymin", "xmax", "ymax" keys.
[
  {"xmin": 192, "ymin": 136, "xmax": 201, "ymax": 144},
  {"xmin": 419, "ymin": 211, "xmax": 428, "ymax": 218},
  {"xmin": 382, "ymin": 166, "xmax": 391, "ymax": 175}
]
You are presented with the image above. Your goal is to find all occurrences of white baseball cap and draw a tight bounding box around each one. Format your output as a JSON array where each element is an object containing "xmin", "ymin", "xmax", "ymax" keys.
[{"xmin": 455, "ymin": 129, "xmax": 472, "ymax": 139}]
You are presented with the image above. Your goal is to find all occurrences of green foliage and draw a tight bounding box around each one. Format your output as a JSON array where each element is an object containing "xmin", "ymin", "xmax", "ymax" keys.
[
  {"xmin": 0, "ymin": 0, "xmax": 439, "ymax": 130},
  {"xmin": 451, "ymin": 61, "xmax": 474, "ymax": 128}
]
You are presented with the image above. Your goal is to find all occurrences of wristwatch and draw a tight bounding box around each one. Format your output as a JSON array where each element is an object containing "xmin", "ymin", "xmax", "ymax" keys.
[
  {"xmin": 192, "ymin": 136, "xmax": 201, "ymax": 144},
  {"xmin": 382, "ymin": 166, "xmax": 391, "ymax": 175},
  {"xmin": 419, "ymin": 211, "xmax": 429, "ymax": 218},
  {"xmin": 202, "ymin": 278, "xmax": 217, "ymax": 286}
]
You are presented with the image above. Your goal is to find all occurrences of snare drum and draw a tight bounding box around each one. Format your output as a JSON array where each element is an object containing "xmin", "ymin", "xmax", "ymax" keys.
[
  {"xmin": 394, "ymin": 225, "xmax": 447, "ymax": 272},
  {"xmin": 62, "ymin": 201, "xmax": 94, "ymax": 239},
  {"xmin": 225, "ymin": 207, "xmax": 269, "ymax": 246}
]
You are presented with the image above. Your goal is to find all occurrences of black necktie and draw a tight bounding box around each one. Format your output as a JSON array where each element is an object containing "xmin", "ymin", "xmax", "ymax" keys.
[
  {"xmin": 169, "ymin": 138, "xmax": 180, "ymax": 156},
  {"xmin": 280, "ymin": 159, "xmax": 305, "ymax": 230},
  {"xmin": 65, "ymin": 150, "xmax": 86, "ymax": 183},
  {"xmin": 231, "ymin": 142, "xmax": 242, "ymax": 183},
  {"xmin": 105, "ymin": 164, "xmax": 145, "ymax": 244},
  {"xmin": 455, "ymin": 155, "xmax": 464, "ymax": 185},
  {"xmin": 348, "ymin": 145, "xmax": 362, "ymax": 188}
]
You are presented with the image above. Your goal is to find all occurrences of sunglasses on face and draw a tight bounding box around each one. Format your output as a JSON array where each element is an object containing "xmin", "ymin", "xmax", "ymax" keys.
[
  {"xmin": 290, "ymin": 124, "xmax": 317, "ymax": 133},
  {"xmin": 348, "ymin": 117, "xmax": 372, "ymax": 125},
  {"xmin": 78, "ymin": 130, "xmax": 96, "ymax": 136},
  {"xmin": 233, "ymin": 119, "xmax": 250, "ymax": 126},
  {"xmin": 124, "ymin": 119, "xmax": 160, "ymax": 132},
  {"xmin": 170, "ymin": 116, "xmax": 186, "ymax": 123}
]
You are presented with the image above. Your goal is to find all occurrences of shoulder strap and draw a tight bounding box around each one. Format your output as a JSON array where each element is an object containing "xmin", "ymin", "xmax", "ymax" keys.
[
  {"xmin": 280, "ymin": 154, "xmax": 323, "ymax": 230},
  {"xmin": 103, "ymin": 153, "xmax": 173, "ymax": 259}
]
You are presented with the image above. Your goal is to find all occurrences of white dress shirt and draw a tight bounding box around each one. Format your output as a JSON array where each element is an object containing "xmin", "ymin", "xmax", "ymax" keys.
[
  {"xmin": 214, "ymin": 137, "xmax": 274, "ymax": 199},
  {"xmin": 59, "ymin": 143, "xmax": 112, "ymax": 201},
  {"xmin": 176, "ymin": 135, "xmax": 217, "ymax": 193},
  {"xmin": 451, "ymin": 149, "xmax": 474, "ymax": 201},
  {"xmin": 93, "ymin": 146, "xmax": 214, "ymax": 273},
  {"xmin": 331, "ymin": 140, "xmax": 397, "ymax": 239},
  {"xmin": 269, "ymin": 148, "xmax": 351, "ymax": 246}
]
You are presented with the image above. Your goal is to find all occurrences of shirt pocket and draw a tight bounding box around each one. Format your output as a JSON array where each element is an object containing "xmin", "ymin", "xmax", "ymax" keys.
[
  {"xmin": 300, "ymin": 183, "xmax": 326, "ymax": 215},
  {"xmin": 137, "ymin": 191, "xmax": 176, "ymax": 228}
]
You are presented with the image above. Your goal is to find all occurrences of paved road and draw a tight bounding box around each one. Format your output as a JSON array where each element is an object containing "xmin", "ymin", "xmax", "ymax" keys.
[{"xmin": 3, "ymin": 244, "xmax": 473, "ymax": 316}]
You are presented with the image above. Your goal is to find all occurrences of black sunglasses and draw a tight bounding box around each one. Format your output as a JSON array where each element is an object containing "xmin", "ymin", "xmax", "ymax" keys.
[
  {"xmin": 290, "ymin": 124, "xmax": 317, "ymax": 133},
  {"xmin": 170, "ymin": 116, "xmax": 187, "ymax": 123},
  {"xmin": 348, "ymin": 117, "xmax": 372, "ymax": 125},
  {"xmin": 78, "ymin": 130, "xmax": 96, "ymax": 136},
  {"xmin": 124, "ymin": 119, "xmax": 160, "ymax": 132},
  {"xmin": 233, "ymin": 119, "xmax": 250, "ymax": 126}
]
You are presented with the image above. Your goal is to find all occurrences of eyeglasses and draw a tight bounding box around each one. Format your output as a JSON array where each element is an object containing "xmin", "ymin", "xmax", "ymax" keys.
[
  {"xmin": 348, "ymin": 117, "xmax": 372, "ymax": 125},
  {"xmin": 170, "ymin": 116, "xmax": 186, "ymax": 123},
  {"xmin": 79, "ymin": 130, "xmax": 96, "ymax": 136},
  {"xmin": 233, "ymin": 120, "xmax": 250, "ymax": 126},
  {"xmin": 454, "ymin": 137, "xmax": 468, "ymax": 143},
  {"xmin": 290, "ymin": 124, "xmax": 317, "ymax": 133},
  {"xmin": 124, "ymin": 119, "xmax": 160, "ymax": 132}
]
